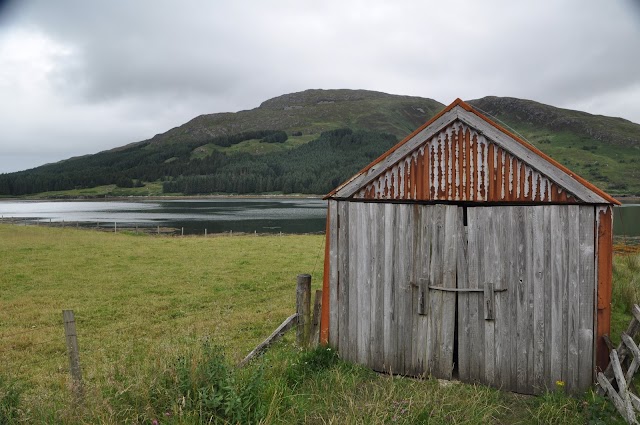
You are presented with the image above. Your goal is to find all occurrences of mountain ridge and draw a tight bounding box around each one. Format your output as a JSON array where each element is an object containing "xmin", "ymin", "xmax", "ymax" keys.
[{"xmin": 1, "ymin": 89, "xmax": 639, "ymax": 197}]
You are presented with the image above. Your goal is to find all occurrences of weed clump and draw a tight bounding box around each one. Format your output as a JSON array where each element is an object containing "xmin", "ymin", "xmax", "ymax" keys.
[{"xmin": 155, "ymin": 341, "xmax": 267, "ymax": 424}]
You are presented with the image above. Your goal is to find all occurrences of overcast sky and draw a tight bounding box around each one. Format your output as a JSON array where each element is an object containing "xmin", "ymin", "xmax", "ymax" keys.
[{"xmin": 1, "ymin": 0, "xmax": 639, "ymax": 173}]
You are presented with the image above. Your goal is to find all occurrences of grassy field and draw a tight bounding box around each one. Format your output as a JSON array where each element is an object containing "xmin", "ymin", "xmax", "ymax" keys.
[{"xmin": 0, "ymin": 224, "xmax": 635, "ymax": 424}]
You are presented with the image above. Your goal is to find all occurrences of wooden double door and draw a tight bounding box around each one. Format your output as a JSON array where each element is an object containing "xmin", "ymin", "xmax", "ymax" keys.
[{"xmin": 328, "ymin": 201, "xmax": 596, "ymax": 395}]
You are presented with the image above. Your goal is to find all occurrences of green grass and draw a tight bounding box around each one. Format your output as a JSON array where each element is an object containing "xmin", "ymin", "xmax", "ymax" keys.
[
  {"xmin": 190, "ymin": 135, "xmax": 323, "ymax": 159},
  {"xmin": 26, "ymin": 182, "xmax": 166, "ymax": 199},
  {"xmin": 0, "ymin": 225, "xmax": 636, "ymax": 423},
  {"xmin": 494, "ymin": 126, "xmax": 640, "ymax": 196}
]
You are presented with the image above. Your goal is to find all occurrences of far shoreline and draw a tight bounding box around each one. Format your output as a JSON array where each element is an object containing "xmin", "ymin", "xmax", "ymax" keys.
[{"xmin": 0, "ymin": 193, "xmax": 325, "ymax": 202}]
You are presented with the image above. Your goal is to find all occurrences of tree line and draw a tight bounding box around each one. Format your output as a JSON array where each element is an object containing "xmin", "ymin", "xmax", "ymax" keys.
[{"xmin": 0, "ymin": 129, "xmax": 396, "ymax": 196}]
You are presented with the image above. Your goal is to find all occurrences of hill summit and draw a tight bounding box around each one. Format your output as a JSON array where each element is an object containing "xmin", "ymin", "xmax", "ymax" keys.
[{"xmin": 1, "ymin": 89, "xmax": 639, "ymax": 197}]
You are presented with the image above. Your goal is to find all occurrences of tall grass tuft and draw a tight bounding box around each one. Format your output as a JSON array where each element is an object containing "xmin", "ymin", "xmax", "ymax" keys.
[
  {"xmin": 612, "ymin": 252, "xmax": 640, "ymax": 313},
  {"xmin": 0, "ymin": 374, "xmax": 22, "ymax": 424}
]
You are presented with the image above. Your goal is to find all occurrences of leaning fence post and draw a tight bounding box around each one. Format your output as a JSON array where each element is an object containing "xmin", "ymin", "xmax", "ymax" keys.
[
  {"xmin": 62, "ymin": 310, "xmax": 83, "ymax": 399},
  {"xmin": 296, "ymin": 274, "xmax": 311, "ymax": 347}
]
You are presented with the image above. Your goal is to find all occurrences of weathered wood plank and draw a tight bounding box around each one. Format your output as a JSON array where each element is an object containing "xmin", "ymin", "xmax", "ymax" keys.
[
  {"xmin": 482, "ymin": 208, "xmax": 496, "ymax": 386},
  {"xmin": 610, "ymin": 350, "xmax": 636, "ymax": 423},
  {"xmin": 328, "ymin": 200, "xmax": 339, "ymax": 348},
  {"xmin": 416, "ymin": 205, "xmax": 431, "ymax": 375},
  {"xmin": 507, "ymin": 206, "xmax": 518, "ymax": 392},
  {"xmin": 347, "ymin": 203, "xmax": 359, "ymax": 363},
  {"xmin": 532, "ymin": 206, "xmax": 546, "ymax": 393},
  {"xmin": 550, "ymin": 205, "xmax": 564, "ymax": 385},
  {"xmin": 597, "ymin": 373, "xmax": 637, "ymax": 424},
  {"xmin": 434, "ymin": 205, "xmax": 458, "ymax": 379},
  {"xmin": 457, "ymin": 206, "xmax": 470, "ymax": 382},
  {"xmin": 498, "ymin": 207, "xmax": 514, "ymax": 391},
  {"xmin": 404, "ymin": 205, "xmax": 416, "ymax": 376},
  {"xmin": 426, "ymin": 205, "xmax": 441, "ymax": 375},
  {"xmin": 559, "ymin": 206, "xmax": 569, "ymax": 386},
  {"xmin": 543, "ymin": 205, "xmax": 553, "ymax": 390},
  {"xmin": 439, "ymin": 205, "xmax": 457, "ymax": 380},
  {"xmin": 467, "ymin": 207, "xmax": 483, "ymax": 383},
  {"xmin": 395, "ymin": 204, "xmax": 409, "ymax": 375},
  {"xmin": 337, "ymin": 201, "xmax": 350, "ymax": 358},
  {"xmin": 356, "ymin": 203, "xmax": 371, "ymax": 365},
  {"xmin": 383, "ymin": 203, "xmax": 396, "ymax": 372},
  {"xmin": 567, "ymin": 205, "xmax": 580, "ymax": 392},
  {"xmin": 600, "ymin": 305, "xmax": 640, "ymax": 395},
  {"xmin": 515, "ymin": 206, "xmax": 529, "ymax": 393},
  {"xmin": 238, "ymin": 313, "xmax": 298, "ymax": 367},
  {"xmin": 410, "ymin": 204, "xmax": 420, "ymax": 376},
  {"xmin": 622, "ymin": 333, "xmax": 640, "ymax": 385},
  {"xmin": 370, "ymin": 203, "xmax": 384, "ymax": 371},
  {"xmin": 577, "ymin": 206, "xmax": 595, "ymax": 391},
  {"xmin": 525, "ymin": 207, "xmax": 535, "ymax": 394}
]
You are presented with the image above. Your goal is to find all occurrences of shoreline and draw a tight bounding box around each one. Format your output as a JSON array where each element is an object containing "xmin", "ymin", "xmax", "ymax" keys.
[{"xmin": 0, "ymin": 193, "xmax": 325, "ymax": 202}]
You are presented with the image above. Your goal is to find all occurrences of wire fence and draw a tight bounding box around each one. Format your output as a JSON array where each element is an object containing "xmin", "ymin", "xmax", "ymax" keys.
[
  {"xmin": 0, "ymin": 216, "xmax": 324, "ymax": 238},
  {"xmin": 0, "ymin": 272, "xmax": 320, "ymax": 403}
]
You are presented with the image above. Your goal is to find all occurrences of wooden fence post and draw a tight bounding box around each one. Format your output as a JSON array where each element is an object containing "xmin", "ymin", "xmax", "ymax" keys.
[
  {"xmin": 296, "ymin": 274, "xmax": 311, "ymax": 347},
  {"xmin": 310, "ymin": 289, "xmax": 322, "ymax": 348},
  {"xmin": 62, "ymin": 310, "xmax": 83, "ymax": 400}
]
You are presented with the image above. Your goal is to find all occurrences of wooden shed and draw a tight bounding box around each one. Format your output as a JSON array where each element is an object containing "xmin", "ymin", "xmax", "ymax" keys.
[{"xmin": 318, "ymin": 98, "xmax": 620, "ymax": 395}]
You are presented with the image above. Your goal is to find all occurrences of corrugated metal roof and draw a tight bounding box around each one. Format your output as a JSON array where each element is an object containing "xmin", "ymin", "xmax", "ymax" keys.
[{"xmin": 325, "ymin": 99, "xmax": 620, "ymax": 205}]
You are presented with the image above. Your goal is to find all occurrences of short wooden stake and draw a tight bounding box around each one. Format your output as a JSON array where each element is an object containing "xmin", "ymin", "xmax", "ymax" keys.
[
  {"xmin": 62, "ymin": 310, "xmax": 83, "ymax": 400},
  {"xmin": 114, "ymin": 222, "xmax": 117, "ymax": 233},
  {"xmin": 205, "ymin": 228, "xmax": 207, "ymax": 237},
  {"xmin": 310, "ymin": 289, "xmax": 322, "ymax": 348},
  {"xmin": 296, "ymin": 274, "xmax": 311, "ymax": 347},
  {"xmin": 157, "ymin": 225, "xmax": 160, "ymax": 235},
  {"xmin": 181, "ymin": 227, "xmax": 184, "ymax": 236}
]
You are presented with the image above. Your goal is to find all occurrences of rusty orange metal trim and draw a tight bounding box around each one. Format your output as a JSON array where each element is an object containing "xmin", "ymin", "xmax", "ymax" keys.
[
  {"xmin": 596, "ymin": 206, "xmax": 613, "ymax": 371},
  {"xmin": 319, "ymin": 205, "xmax": 331, "ymax": 345}
]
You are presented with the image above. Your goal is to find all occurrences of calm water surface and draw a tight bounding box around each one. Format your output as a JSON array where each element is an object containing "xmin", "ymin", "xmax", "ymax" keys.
[
  {"xmin": 0, "ymin": 198, "xmax": 327, "ymax": 235},
  {"xmin": 0, "ymin": 199, "xmax": 638, "ymax": 237}
]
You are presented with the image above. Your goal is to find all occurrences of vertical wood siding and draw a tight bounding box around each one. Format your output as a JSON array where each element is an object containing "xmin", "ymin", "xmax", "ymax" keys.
[
  {"xmin": 328, "ymin": 201, "xmax": 595, "ymax": 395},
  {"xmin": 353, "ymin": 121, "xmax": 579, "ymax": 204}
]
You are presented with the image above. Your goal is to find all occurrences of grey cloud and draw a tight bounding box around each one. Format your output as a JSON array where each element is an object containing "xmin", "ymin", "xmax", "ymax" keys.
[{"xmin": 1, "ymin": 0, "xmax": 639, "ymax": 173}]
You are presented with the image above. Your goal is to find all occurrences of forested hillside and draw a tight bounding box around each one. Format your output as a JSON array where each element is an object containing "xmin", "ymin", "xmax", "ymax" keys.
[{"xmin": 1, "ymin": 89, "xmax": 639, "ymax": 197}]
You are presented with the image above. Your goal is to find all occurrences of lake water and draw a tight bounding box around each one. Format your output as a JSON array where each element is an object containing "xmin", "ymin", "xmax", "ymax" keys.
[
  {"xmin": 0, "ymin": 198, "xmax": 327, "ymax": 235},
  {"xmin": 0, "ymin": 198, "xmax": 638, "ymax": 237}
]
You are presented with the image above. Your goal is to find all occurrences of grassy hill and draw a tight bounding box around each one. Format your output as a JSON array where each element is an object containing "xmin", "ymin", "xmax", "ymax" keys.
[
  {"xmin": 149, "ymin": 89, "xmax": 444, "ymax": 146},
  {"xmin": 1, "ymin": 89, "xmax": 639, "ymax": 197},
  {"xmin": 467, "ymin": 97, "xmax": 640, "ymax": 195}
]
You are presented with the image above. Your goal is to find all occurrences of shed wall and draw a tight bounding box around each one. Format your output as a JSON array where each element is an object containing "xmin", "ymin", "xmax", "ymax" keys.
[{"xmin": 327, "ymin": 200, "xmax": 596, "ymax": 394}]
